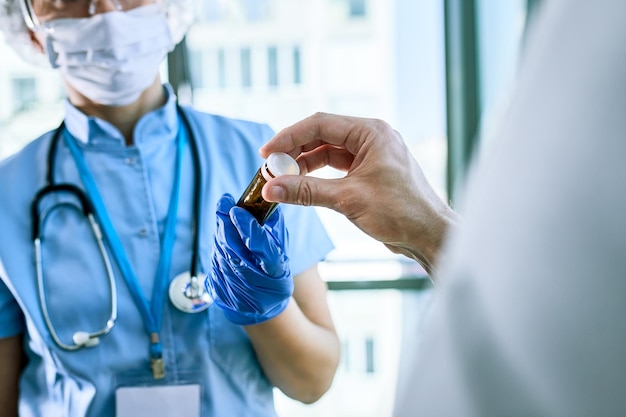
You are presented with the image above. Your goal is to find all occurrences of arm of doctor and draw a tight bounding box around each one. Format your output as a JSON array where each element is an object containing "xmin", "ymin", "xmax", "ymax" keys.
[
  {"xmin": 245, "ymin": 265, "xmax": 340, "ymax": 403},
  {"xmin": 0, "ymin": 335, "xmax": 26, "ymax": 417},
  {"xmin": 208, "ymin": 195, "xmax": 340, "ymax": 403}
]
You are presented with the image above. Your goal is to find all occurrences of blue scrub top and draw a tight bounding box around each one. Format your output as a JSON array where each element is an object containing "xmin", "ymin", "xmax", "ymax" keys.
[{"xmin": 0, "ymin": 85, "xmax": 334, "ymax": 417}]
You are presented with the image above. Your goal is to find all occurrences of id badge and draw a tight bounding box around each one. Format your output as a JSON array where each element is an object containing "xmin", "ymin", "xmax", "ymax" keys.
[{"xmin": 115, "ymin": 371, "xmax": 202, "ymax": 417}]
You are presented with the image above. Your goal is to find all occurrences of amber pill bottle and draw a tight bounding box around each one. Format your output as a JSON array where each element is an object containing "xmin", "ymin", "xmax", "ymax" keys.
[{"xmin": 236, "ymin": 152, "xmax": 300, "ymax": 224}]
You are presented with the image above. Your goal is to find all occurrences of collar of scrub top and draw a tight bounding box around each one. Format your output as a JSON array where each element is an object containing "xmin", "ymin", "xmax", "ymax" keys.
[
  {"xmin": 60, "ymin": 101, "xmax": 194, "ymax": 380},
  {"xmin": 62, "ymin": 85, "xmax": 180, "ymax": 147}
]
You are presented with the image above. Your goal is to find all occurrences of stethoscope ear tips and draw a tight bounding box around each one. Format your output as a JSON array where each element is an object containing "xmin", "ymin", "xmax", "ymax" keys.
[{"xmin": 73, "ymin": 331, "xmax": 100, "ymax": 348}]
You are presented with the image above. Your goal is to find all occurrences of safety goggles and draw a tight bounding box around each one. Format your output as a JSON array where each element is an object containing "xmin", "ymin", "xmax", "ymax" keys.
[{"xmin": 20, "ymin": 0, "xmax": 156, "ymax": 31}]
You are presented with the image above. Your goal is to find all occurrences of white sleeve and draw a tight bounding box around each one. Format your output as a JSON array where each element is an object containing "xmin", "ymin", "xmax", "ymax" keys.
[{"xmin": 394, "ymin": 1, "xmax": 626, "ymax": 416}]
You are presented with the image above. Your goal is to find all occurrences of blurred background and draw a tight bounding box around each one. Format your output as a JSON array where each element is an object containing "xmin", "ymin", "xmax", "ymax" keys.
[{"xmin": 0, "ymin": 0, "xmax": 539, "ymax": 415}]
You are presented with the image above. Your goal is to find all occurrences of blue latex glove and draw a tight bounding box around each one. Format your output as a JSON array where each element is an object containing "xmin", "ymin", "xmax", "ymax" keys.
[{"xmin": 206, "ymin": 194, "xmax": 294, "ymax": 325}]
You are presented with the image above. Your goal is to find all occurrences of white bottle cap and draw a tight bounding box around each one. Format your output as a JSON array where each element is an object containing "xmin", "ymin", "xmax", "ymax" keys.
[{"xmin": 262, "ymin": 152, "xmax": 300, "ymax": 180}]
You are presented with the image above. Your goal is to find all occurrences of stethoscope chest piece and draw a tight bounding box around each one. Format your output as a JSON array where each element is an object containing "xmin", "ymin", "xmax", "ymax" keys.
[{"xmin": 169, "ymin": 271, "xmax": 213, "ymax": 313}]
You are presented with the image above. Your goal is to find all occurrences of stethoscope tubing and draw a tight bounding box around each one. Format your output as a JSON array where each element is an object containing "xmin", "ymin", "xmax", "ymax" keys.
[
  {"xmin": 33, "ymin": 104, "xmax": 202, "ymax": 350},
  {"xmin": 32, "ymin": 190, "xmax": 118, "ymax": 350}
]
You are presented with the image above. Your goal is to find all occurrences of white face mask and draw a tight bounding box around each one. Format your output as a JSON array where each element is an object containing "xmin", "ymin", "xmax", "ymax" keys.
[{"xmin": 43, "ymin": 4, "xmax": 174, "ymax": 107}]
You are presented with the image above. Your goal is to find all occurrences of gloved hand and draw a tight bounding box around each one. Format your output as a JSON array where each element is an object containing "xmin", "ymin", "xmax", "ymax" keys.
[{"xmin": 206, "ymin": 194, "xmax": 293, "ymax": 325}]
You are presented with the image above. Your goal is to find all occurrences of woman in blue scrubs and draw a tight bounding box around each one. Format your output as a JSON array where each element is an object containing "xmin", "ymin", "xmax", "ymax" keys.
[{"xmin": 0, "ymin": 0, "xmax": 340, "ymax": 416}]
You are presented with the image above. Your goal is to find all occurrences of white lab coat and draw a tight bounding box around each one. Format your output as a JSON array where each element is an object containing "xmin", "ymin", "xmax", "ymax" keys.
[{"xmin": 394, "ymin": 0, "xmax": 626, "ymax": 415}]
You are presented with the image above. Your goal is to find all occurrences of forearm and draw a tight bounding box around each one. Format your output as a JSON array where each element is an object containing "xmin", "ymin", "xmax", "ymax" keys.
[
  {"xmin": 405, "ymin": 204, "xmax": 461, "ymax": 278},
  {"xmin": 245, "ymin": 299, "xmax": 340, "ymax": 404}
]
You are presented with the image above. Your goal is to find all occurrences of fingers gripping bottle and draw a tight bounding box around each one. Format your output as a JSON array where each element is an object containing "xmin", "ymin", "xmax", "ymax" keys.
[{"xmin": 237, "ymin": 152, "xmax": 300, "ymax": 224}]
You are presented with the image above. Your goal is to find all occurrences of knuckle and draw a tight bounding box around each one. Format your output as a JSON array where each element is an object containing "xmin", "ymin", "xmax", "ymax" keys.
[
  {"xmin": 295, "ymin": 181, "xmax": 315, "ymax": 207},
  {"xmin": 370, "ymin": 118, "xmax": 394, "ymax": 135}
]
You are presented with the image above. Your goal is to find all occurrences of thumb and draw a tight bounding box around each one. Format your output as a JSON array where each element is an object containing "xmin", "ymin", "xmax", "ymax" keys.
[{"xmin": 263, "ymin": 175, "xmax": 342, "ymax": 210}]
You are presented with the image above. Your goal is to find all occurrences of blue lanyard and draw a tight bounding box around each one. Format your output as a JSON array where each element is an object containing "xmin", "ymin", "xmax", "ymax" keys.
[{"xmin": 63, "ymin": 120, "xmax": 186, "ymax": 379}]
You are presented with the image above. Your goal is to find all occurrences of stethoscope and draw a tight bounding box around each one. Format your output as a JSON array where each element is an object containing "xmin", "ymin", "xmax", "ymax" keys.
[{"xmin": 31, "ymin": 104, "xmax": 212, "ymax": 353}]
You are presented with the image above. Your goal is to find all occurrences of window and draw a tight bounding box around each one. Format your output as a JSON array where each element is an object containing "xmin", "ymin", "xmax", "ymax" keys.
[
  {"xmin": 217, "ymin": 48, "xmax": 226, "ymax": 90},
  {"xmin": 11, "ymin": 77, "xmax": 37, "ymax": 113},
  {"xmin": 240, "ymin": 47, "xmax": 252, "ymax": 88},
  {"xmin": 341, "ymin": 340, "xmax": 350, "ymax": 371},
  {"xmin": 198, "ymin": 0, "xmax": 225, "ymax": 22},
  {"xmin": 475, "ymin": 0, "xmax": 527, "ymax": 155},
  {"xmin": 241, "ymin": 0, "xmax": 270, "ymax": 21},
  {"xmin": 268, "ymin": 46, "xmax": 278, "ymax": 87},
  {"xmin": 293, "ymin": 46, "xmax": 302, "ymax": 85},
  {"xmin": 349, "ymin": 0, "xmax": 367, "ymax": 18},
  {"xmin": 188, "ymin": 49, "xmax": 205, "ymax": 89},
  {"xmin": 365, "ymin": 337, "xmax": 375, "ymax": 373}
]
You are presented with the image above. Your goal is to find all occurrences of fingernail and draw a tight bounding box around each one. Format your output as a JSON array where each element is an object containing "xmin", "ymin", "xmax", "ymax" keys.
[{"xmin": 266, "ymin": 185, "xmax": 286, "ymax": 202}]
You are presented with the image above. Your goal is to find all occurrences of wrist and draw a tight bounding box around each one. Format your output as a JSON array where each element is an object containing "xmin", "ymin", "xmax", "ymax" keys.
[
  {"xmin": 405, "ymin": 205, "xmax": 460, "ymax": 277},
  {"xmin": 220, "ymin": 297, "xmax": 291, "ymax": 326}
]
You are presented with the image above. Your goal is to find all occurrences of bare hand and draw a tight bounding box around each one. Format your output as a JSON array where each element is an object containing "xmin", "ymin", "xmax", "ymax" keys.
[{"xmin": 259, "ymin": 112, "xmax": 459, "ymax": 276}]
